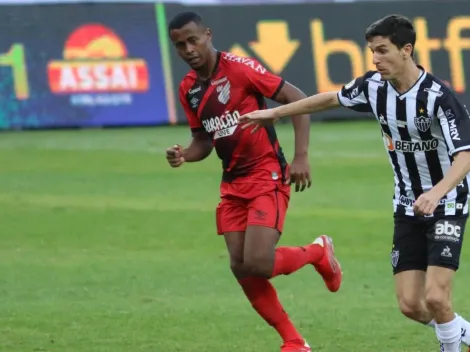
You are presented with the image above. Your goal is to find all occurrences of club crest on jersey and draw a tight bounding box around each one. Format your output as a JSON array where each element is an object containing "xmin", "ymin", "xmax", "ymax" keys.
[
  {"xmin": 414, "ymin": 110, "xmax": 432, "ymax": 132},
  {"xmin": 217, "ymin": 81, "xmax": 230, "ymax": 105},
  {"xmin": 391, "ymin": 250, "xmax": 399, "ymax": 268}
]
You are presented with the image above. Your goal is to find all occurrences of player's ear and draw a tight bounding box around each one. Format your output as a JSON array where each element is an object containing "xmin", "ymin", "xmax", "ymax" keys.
[
  {"xmin": 205, "ymin": 27, "xmax": 212, "ymax": 38},
  {"xmin": 402, "ymin": 43, "xmax": 413, "ymax": 59}
]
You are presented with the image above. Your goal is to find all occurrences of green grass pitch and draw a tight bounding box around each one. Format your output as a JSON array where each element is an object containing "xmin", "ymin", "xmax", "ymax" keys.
[{"xmin": 0, "ymin": 120, "xmax": 468, "ymax": 352}]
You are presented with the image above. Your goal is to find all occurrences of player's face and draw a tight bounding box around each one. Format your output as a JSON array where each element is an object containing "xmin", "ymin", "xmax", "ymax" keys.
[
  {"xmin": 170, "ymin": 22, "xmax": 212, "ymax": 70},
  {"xmin": 368, "ymin": 36, "xmax": 412, "ymax": 80}
]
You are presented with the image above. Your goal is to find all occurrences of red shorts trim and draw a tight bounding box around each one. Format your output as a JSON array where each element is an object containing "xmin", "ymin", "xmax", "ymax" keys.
[{"xmin": 215, "ymin": 182, "xmax": 290, "ymax": 235}]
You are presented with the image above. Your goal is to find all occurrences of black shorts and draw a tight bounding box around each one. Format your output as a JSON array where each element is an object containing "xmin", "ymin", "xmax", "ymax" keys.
[{"xmin": 391, "ymin": 215, "xmax": 467, "ymax": 274}]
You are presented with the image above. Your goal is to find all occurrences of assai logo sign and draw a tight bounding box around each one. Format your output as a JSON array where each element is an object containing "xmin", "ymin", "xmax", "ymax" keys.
[{"xmin": 47, "ymin": 24, "xmax": 149, "ymax": 106}]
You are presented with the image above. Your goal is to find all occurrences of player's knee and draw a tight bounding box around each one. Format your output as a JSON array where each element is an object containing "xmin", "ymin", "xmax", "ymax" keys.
[
  {"xmin": 425, "ymin": 286, "xmax": 451, "ymax": 314},
  {"xmin": 244, "ymin": 256, "xmax": 273, "ymax": 279},
  {"xmin": 230, "ymin": 260, "xmax": 246, "ymax": 279},
  {"xmin": 398, "ymin": 295, "xmax": 425, "ymax": 321}
]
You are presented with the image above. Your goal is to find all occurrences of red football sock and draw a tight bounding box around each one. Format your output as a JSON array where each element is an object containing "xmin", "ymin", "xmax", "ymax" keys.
[
  {"xmin": 271, "ymin": 244, "xmax": 324, "ymax": 278},
  {"xmin": 238, "ymin": 277, "xmax": 302, "ymax": 343}
]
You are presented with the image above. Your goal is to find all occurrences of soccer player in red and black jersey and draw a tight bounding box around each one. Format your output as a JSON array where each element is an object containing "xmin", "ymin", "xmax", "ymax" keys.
[{"xmin": 165, "ymin": 12, "xmax": 343, "ymax": 351}]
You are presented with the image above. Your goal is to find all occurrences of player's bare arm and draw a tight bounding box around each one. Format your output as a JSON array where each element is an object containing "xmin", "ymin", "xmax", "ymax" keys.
[
  {"xmin": 273, "ymin": 82, "xmax": 312, "ymax": 192},
  {"xmin": 239, "ymin": 91, "xmax": 340, "ymax": 128},
  {"xmin": 165, "ymin": 131, "xmax": 212, "ymax": 168},
  {"xmin": 414, "ymin": 151, "xmax": 470, "ymax": 216}
]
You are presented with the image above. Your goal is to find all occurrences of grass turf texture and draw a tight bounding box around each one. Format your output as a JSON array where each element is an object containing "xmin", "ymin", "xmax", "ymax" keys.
[{"xmin": 0, "ymin": 120, "xmax": 468, "ymax": 352}]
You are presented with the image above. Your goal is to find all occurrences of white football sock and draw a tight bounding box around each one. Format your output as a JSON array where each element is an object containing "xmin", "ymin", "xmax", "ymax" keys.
[
  {"xmin": 456, "ymin": 314, "xmax": 470, "ymax": 346},
  {"xmin": 427, "ymin": 314, "xmax": 470, "ymax": 346},
  {"xmin": 435, "ymin": 316, "xmax": 462, "ymax": 352}
]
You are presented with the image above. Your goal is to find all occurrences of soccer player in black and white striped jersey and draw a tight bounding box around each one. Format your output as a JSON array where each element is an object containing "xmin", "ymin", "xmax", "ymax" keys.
[{"xmin": 238, "ymin": 14, "xmax": 470, "ymax": 352}]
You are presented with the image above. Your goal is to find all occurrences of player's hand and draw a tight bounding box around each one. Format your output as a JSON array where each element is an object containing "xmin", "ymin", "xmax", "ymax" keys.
[
  {"xmin": 238, "ymin": 109, "xmax": 279, "ymax": 133},
  {"xmin": 166, "ymin": 144, "xmax": 185, "ymax": 168},
  {"xmin": 287, "ymin": 154, "xmax": 312, "ymax": 192},
  {"xmin": 413, "ymin": 190, "xmax": 441, "ymax": 216}
]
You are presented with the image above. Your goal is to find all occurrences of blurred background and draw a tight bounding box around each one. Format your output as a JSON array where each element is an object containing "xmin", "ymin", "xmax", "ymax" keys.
[
  {"xmin": 0, "ymin": 1, "xmax": 469, "ymax": 351},
  {"xmin": 1, "ymin": 0, "xmax": 469, "ymax": 128}
]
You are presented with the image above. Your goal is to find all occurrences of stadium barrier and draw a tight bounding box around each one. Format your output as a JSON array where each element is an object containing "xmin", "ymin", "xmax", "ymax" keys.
[{"xmin": 0, "ymin": 1, "xmax": 469, "ymax": 129}]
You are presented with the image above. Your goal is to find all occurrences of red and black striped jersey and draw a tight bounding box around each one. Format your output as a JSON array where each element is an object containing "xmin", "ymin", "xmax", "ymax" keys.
[{"xmin": 179, "ymin": 51, "xmax": 288, "ymax": 183}]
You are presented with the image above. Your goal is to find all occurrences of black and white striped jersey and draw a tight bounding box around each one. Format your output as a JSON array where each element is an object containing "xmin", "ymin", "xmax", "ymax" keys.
[{"xmin": 338, "ymin": 66, "xmax": 470, "ymax": 217}]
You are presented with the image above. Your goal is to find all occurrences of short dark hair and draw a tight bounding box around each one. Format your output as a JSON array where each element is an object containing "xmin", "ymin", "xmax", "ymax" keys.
[
  {"xmin": 168, "ymin": 11, "xmax": 203, "ymax": 31},
  {"xmin": 365, "ymin": 15, "xmax": 416, "ymax": 53}
]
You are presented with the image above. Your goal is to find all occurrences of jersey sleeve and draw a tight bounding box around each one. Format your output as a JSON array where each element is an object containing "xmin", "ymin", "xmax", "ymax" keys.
[
  {"xmin": 436, "ymin": 91, "xmax": 470, "ymax": 155},
  {"xmin": 243, "ymin": 59, "xmax": 285, "ymax": 99},
  {"xmin": 337, "ymin": 71, "xmax": 375, "ymax": 113},
  {"xmin": 179, "ymin": 82, "xmax": 204, "ymax": 133}
]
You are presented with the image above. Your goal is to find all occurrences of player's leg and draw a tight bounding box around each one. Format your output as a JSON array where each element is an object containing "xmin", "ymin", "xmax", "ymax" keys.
[
  {"xmin": 223, "ymin": 229, "xmax": 301, "ymax": 345},
  {"xmin": 217, "ymin": 195, "xmax": 308, "ymax": 351},
  {"xmin": 394, "ymin": 269, "xmax": 470, "ymax": 350},
  {"xmin": 394, "ymin": 270, "xmax": 432, "ymax": 323},
  {"xmin": 238, "ymin": 187, "xmax": 340, "ymax": 351},
  {"xmin": 243, "ymin": 225, "xmax": 325, "ymax": 279},
  {"xmin": 245, "ymin": 186, "xmax": 342, "ymax": 291},
  {"xmin": 242, "ymin": 224, "xmax": 310, "ymax": 351},
  {"xmin": 224, "ymin": 231, "xmax": 247, "ymax": 279},
  {"xmin": 392, "ymin": 215, "xmax": 470, "ymax": 350},
  {"xmin": 217, "ymin": 196, "xmax": 250, "ymax": 279},
  {"xmin": 237, "ymin": 187, "xmax": 319, "ymax": 351},
  {"xmin": 392, "ymin": 216, "xmax": 432, "ymax": 323},
  {"xmin": 425, "ymin": 267, "xmax": 462, "ymax": 351},
  {"xmin": 425, "ymin": 216, "xmax": 469, "ymax": 351}
]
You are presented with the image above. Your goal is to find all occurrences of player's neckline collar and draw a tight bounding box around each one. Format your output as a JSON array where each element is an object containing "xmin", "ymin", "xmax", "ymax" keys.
[{"xmin": 389, "ymin": 65, "xmax": 426, "ymax": 99}]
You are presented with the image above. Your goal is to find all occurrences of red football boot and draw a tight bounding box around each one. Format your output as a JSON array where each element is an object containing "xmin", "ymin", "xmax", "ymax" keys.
[
  {"xmin": 281, "ymin": 339, "xmax": 311, "ymax": 352},
  {"xmin": 312, "ymin": 235, "xmax": 343, "ymax": 292}
]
